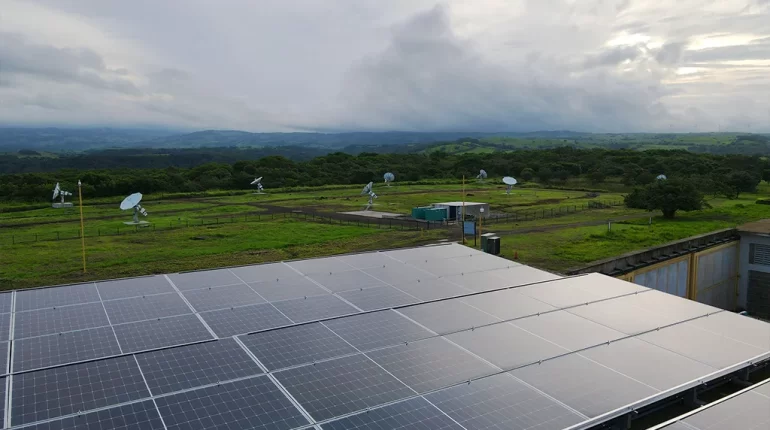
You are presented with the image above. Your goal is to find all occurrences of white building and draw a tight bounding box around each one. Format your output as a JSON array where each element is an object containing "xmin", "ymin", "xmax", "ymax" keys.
[{"xmin": 431, "ymin": 201, "xmax": 490, "ymax": 221}]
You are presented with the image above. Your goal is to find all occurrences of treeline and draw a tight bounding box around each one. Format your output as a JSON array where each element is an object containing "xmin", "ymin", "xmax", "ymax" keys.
[{"xmin": 1, "ymin": 147, "xmax": 767, "ymax": 202}]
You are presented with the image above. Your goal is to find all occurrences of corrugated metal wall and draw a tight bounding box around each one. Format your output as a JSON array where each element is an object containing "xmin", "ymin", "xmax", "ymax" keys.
[{"xmin": 632, "ymin": 258, "xmax": 689, "ymax": 298}]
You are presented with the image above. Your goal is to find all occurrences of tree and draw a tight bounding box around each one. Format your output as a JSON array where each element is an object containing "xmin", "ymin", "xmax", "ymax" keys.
[
  {"xmin": 625, "ymin": 179, "xmax": 704, "ymax": 218},
  {"xmin": 725, "ymin": 171, "xmax": 760, "ymax": 197},
  {"xmin": 520, "ymin": 168, "xmax": 535, "ymax": 181},
  {"xmin": 587, "ymin": 169, "xmax": 606, "ymax": 184},
  {"xmin": 537, "ymin": 167, "xmax": 553, "ymax": 183}
]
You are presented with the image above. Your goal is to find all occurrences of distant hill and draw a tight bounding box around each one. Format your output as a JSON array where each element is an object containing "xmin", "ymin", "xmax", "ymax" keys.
[{"xmin": 0, "ymin": 128, "xmax": 178, "ymax": 152}]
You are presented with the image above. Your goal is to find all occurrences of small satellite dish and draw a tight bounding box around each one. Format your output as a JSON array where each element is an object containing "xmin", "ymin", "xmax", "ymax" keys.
[
  {"xmin": 502, "ymin": 176, "xmax": 517, "ymax": 195},
  {"xmin": 51, "ymin": 182, "xmax": 73, "ymax": 208},
  {"xmin": 656, "ymin": 174, "xmax": 667, "ymax": 180},
  {"xmin": 477, "ymin": 169, "xmax": 488, "ymax": 181},
  {"xmin": 120, "ymin": 192, "xmax": 149, "ymax": 225},
  {"xmin": 384, "ymin": 172, "xmax": 395, "ymax": 186},
  {"xmin": 251, "ymin": 177, "xmax": 265, "ymax": 194},
  {"xmin": 361, "ymin": 182, "xmax": 378, "ymax": 210}
]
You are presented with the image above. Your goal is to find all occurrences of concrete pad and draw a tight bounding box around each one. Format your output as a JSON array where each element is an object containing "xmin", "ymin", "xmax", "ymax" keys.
[{"xmin": 341, "ymin": 211, "xmax": 403, "ymax": 219}]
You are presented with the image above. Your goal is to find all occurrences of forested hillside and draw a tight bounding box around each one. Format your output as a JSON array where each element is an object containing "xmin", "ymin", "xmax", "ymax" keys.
[{"xmin": 2, "ymin": 147, "xmax": 766, "ymax": 202}]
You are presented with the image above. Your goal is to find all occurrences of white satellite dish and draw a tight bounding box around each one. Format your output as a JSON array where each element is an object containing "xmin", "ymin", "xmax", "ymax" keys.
[
  {"xmin": 251, "ymin": 177, "xmax": 265, "ymax": 194},
  {"xmin": 51, "ymin": 182, "xmax": 73, "ymax": 208},
  {"xmin": 120, "ymin": 192, "xmax": 149, "ymax": 225},
  {"xmin": 502, "ymin": 176, "xmax": 517, "ymax": 195},
  {"xmin": 476, "ymin": 169, "xmax": 488, "ymax": 181},
  {"xmin": 361, "ymin": 182, "xmax": 378, "ymax": 210},
  {"xmin": 656, "ymin": 174, "xmax": 667, "ymax": 180},
  {"xmin": 384, "ymin": 172, "xmax": 395, "ymax": 186}
]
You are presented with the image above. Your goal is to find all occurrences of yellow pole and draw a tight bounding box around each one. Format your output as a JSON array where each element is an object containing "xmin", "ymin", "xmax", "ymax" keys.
[
  {"xmin": 78, "ymin": 180, "xmax": 87, "ymax": 273},
  {"xmin": 479, "ymin": 208, "xmax": 483, "ymax": 249}
]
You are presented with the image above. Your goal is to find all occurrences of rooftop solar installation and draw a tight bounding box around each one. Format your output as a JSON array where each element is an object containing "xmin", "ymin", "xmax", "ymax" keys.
[{"xmin": 3, "ymin": 243, "xmax": 769, "ymax": 430}]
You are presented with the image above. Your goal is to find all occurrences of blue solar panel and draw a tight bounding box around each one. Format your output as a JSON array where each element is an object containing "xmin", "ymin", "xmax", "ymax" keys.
[
  {"xmin": 13, "ymin": 326, "xmax": 121, "ymax": 371},
  {"xmin": 96, "ymin": 276, "xmax": 174, "ymax": 300},
  {"xmin": 323, "ymin": 397, "xmax": 463, "ymax": 430},
  {"xmin": 112, "ymin": 314, "xmax": 213, "ymax": 353},
  {"xmin": 23, "ymin": 400, "xmax": 165, "ymax": 430},
  {"xmin": 15, "ymin": 283, "xmax": 101, "ymax": 311},
  {"xmin": 323, "ymin": 310, "xmax": 433, "ymax": 351},
  {"xmin": 199, "ymin": 303, "xmax": 292, "ymax": 337},
  {"xmin": 14, "ymin": 302, "xmax": 110, "ymax": 339},
  {"xmin": 102, "ymin": 292, "xmax": 191, "ymax": 324},
  {"xmin": 272, "ymin": 294, "xmax": 358, "ymax": 323}
]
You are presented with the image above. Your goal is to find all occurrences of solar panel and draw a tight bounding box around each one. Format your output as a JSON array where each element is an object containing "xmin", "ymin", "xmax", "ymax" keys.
[
  {"xmin": 96, "ymin": 276, "xmax": 174, "ymax": 300},
  {"xmin": 637, "ymin": 321, "xmax": 766, "ymax": 369},
  {"xmin": 514, "ymin": 280, "xmax": 605, "ymax": 308},
  {"xmin": 510, "ymin": 353, "xmax": 657, "ymax": 418},
  {"xmin": 308, "ymin": 270, "xmax": 386, "ymax": 293},
  {"xmin": 272, "ymin": 294, "xmax": 358, "ymax": 323},
  {"xmin": 13, "ymin": 326, "xmax": 122, "ymax": 372},
  {"xmin": 688, "ymin": 311, "xmax": 770, "ymax": 350},
  {"xmin": 336, "ymin": 251, "xmax": 387, "ymax": 269},
  {"xmin": 323, "ymin": 310, "xmax": 434, "ymax": 351},
  {"xmin": 363, "ymin": 264, "xmax": 436, "ymax": 286},
  {"xmin": 566, "ymin": 295, "xmax": 683, "ymax": 335},
  {"xmin": 393, "ymin": 278, "xmax": 473, "ymax": 301},
  {"xmin": 447, "ymin": 323, "xmax": 568, "ymax": 370},
  {"xmin": 322, "ymin": 397, "xmax": 463, "ymax": 430},
  {"xmin": 566, "ymin": 273, "xmax": 648, "ymax": 297},
  {"xmin": 275, "ymin": 353, "xmax": 413, "ymax": 421},
  {"xmin": 15, "ymin": 283, "xmax": 101, "ymax": 311},
  {"xmin": 23, "ymin": 400, "xmax": 165, "ymax": 430},
  {"xmin": 338, "ymin": 286, "xmax": 420, "ymax": 311},
  {"xmin": 11, "ymin": 356, "xmax": 150, "ymax": 426},
  {"xmin": 0, "ymin": 341, "xmax": 7, "ymax": 372},
  {"xmin": 287, "ymin": 256, "xmax": 356, "ymax": 275},
  {"xmin": 167, "ymin": 269, "xmax": 243, "ymax": 291},
  {"xmin": 135, "ymin": 338, "xmax": 263, "ymax": 395},
  {"xmin": 417, "ymin": 258, "xmax": 472, "ymax": 277},
  {"xmin": 675, "ymin": 388, "xmax": 770, "ymax": 430},
  {"xmin": 366, "ymin": 337, "xmax": 496, "ymax": 392},
  {"xmin": 102, "ymin": 293, "xmax": 192, "ymax": 325},
  {"xmin": 0, "ymin": 292, "xmax": 12, "ymax": 313},
  {"xmin": 112, "ymin": 314, "xmax": 214, "ymax": 353},
  {"xmin": 444, "ymin": 271, "xmax": 519, "ymax": 291},
  {"xmin": 461, "ymin": 289, "xmax": 556, "ymax": 320},
  {"xmin": 580, "ymin": 337, "xmax": 718, "ymax": 391},
  {"xmin": 182, "ymin": 284, "xmax": 264, "ymax": 312},
  {"xmin": 155, "ymin": 376, "xmax": 310, "ymax": 430},
  {"xmin": 0, "ymin": 376, "xmax": 5, "ymax": 425},
  {"xmin": 199, "ymin": 303, "xmax": 292, "ymax": 337},
  {"xmin": 239, "ymin": 323, "xmax": 357, "ymax": 371},
  {"xmin": 624, "ymin": 289, "xmax": 718, "ymax": 320},
  {"xmin": 229, "ymin": 262, "xmax": 299, "ymax": 283},
  {"xmin": 14, "ymin": 302, "xmax": 110, "ymax": 339},
  {"xmin": 0, "ymin": 311, "xmax": 10, "ymax": 341},
  {"xmin": 511, "ymin": 310, "xmax": 626, "ymax": 351},
  {"xmin": 248, "ymin": 277, "xmax": 328, "ymax": 302},
  {"xmin": 425, "ymin": 372, "xmax": 586, "ymax": 430},
  {"xmin": 488, "ymin": 266, "xmax": 562, "ymax": 289},
  {"xmin": 397, "ymin": 299, "xmax": 500, "ymax": 334}
]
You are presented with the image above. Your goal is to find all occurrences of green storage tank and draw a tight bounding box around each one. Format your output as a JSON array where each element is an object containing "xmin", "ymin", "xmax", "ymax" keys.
[
  {"xmin": 481, "ymin": 232, "xmax": 496, "ymax": 253},
  {"xmin": 411, "ymin": 207, "xmax": 427, "ymax": 219},
  {"xmin": 424, "ymin": 208, "xmax": 447, "ymax": 221}
]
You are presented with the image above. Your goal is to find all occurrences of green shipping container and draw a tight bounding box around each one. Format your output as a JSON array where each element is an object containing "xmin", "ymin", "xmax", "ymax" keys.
[
  {"xmin": 411, "ymin": 207, "xmax": 426, "ymax": 219},
  {"xmin": 424, "ymin": 208, "xmax": 447, "ymax": 221}
]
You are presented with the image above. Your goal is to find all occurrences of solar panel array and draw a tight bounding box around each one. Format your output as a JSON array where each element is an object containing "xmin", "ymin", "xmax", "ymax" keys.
[{"xmin": 3, "ymin": 243, "xmax": 770, "ymax": 430}]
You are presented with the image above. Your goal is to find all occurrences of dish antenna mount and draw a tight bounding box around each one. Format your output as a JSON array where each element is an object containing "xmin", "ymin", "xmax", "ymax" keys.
[
  {"xmin": 120, "ymin": 193, "xmax": 149, "ymax": 225},
  {"xmin": 502, "ymin": 176, "xmax": 518, "ymax": 195},
  {"xmin": 51, "ymin": 183, "xmax": 73, "ymax": 208},
  {"xmin": 361, "ymin": 182, "xmax": 378, "ymax": 210},
  {"xmin": 656, "ymin": 174, "xmax": 667, "ymax": 181},
  {"xmin": 384, "ymin": 172, "xmax": 395, "ymax": 186},
  {"xmin": 477, "ymin": 169, "xmax": 488, "ymax": 182},
  {"xmin": 251, "ymin": 177, "xmax": 265, "ymax": 194}
]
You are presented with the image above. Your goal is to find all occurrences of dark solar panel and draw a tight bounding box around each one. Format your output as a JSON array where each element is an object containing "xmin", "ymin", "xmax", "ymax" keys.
[
  {"xmin": 239, "ymin": 323, "xmax": 357, "ymax": 371},
  {"xmin": 275, "ymin": 354, "xmax": 413, "ymax": 421},
  {"xmin": 0, "ymin": 292, "xmax": 12, "ymax": 313},
  {"xmin": 112, "ymin": 314, "xmax": 213, "ymax": 353},
  {"xmin": 426, "ymin": 372, "xmax": 586, "ymax": 430},
  {"xmin": 447, "ymin": 323, "xmax": 568, "ymax": 370},
  {"xmin": 15, "ymin": 283, "xmax": 101, "ymax": 311},
  {"xmin": 11, "ymin": 356, "xmax": 150, "ymax": 426},
  {"xmin": 393, "ymin": 278, "xmax": 473, "ymax": 301},
  {"xmin": 14, "ymin": 302, "xmax": 110, "ymax": 339},
  {"xmin": 167, "ymin": 269, "xmax": 243, "ymax": 291},
  {"xmin": 338, "ymin": 286, "xmax": 420, "ymax": 311},
  {"xmin": 229, "ymin": 262, "xmax": 299, "ymax": 283},
  {"xmin": 248, "ymin": 277, "xmax": 328, "ymax": 302},
  {"xmin": 272, "ymin": 294, "xmax": 358, "ymax": 323},
  {"xmin": 102, "ymin": 292, "xmax": 191, "ymax": 325},
  {"xmin": 155, "ymin": 376, "xmax": 310, "ymax": 430},
  {"xmin": 397, "ymin": 299, "xmax": 500, "ymax": 335},
  {"xmin": 363, "ymin": 264, "xmax": 436, "ymax": 286},
  {"xmin": 288, "ymin": 256, "xmax": 356, "ymax": 275},
  {"xmin": 366, "ymin": 337, "xmax": 496, "ymax": 392},
  {"xmin": 308, "ymin": 270, "xmax": 386, "ymax": 293},
  {"xmin": 13, "ymin": 326, "xmax": 122, "ymax": 372},
  {"xmin": 182, "ymin": 284, "xmax": 264, "ymax": 312},
  {"xmin": 336, "ymin": 251, "xmax": 387, "ymax": 269},
  {"xmin": 135, "ymin": 338, "xmax": 263, "ymax": 395},
  {"xmin": 322, "ymin": 397, "xmax": 463, "ymax": 430},
  {"xmin": 0, "ymin": 376, "xmax": 4, "ymax": 424},
  {"xmin": 1, "ymin": 341, "xmax": 7, "ymax": 373},
  {"xmin": 0, "ymin": 311, "xmax": 10, "ymax": 341},
  {"xmin": 199, "ymin": 303, "xmax": 292, "ymax": 337},
  {"xmin": 323, "ymin": 310, "xmax": 434, "ymax": 351},
  {"xmin": 511, "ymin": 354, "xmax": 657, "ymax": 418},
  {"xmin": 96, "ymin": 276, "xmax": 174, "ymax": 300},
  {"xmin": 23, "ymin": 400, "xmax": 165, "ymax": 430}
]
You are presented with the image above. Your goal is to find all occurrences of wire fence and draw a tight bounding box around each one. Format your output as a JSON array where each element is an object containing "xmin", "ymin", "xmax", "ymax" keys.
[
  {"xmin": 0, "ymin": 211, "xmax": 440, "ymax": 246},
  {"xmin": 482, "ymin": 199, "xmax": 624, "ymax": 225}
]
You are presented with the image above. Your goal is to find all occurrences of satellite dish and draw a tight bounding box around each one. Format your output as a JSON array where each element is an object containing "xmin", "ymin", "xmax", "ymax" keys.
[
  {"xmin": 52, "ymin": 183, "xmax": 60, "ymax": 201},
  {"xmin": 384, "ymin": 172, "xmax": 395, "ymax": 186},
  {"xmin": 502, "ymin": 176, "xmax": 517, "ymax": 195},
  {"xmin": 656, "ymin": 174, "xmax": 667, "ymax": 180},
  {"xmin": 251, "ymin": 177, "xmax": 265, "ymax": 193},
  {"xmin": 477, "ymin": 170, "xmax": 488, "ymax": 180},
  {"xmin": 51, "ymin": 182, "xmax": 73, "ymax": 207},
  {"xmin": 361, "ymin": 182, "xmax": 377, "ymax": 210},
  {"xmin": 120, "ymin": 192, "xmax": 149, "ymax": 224}
]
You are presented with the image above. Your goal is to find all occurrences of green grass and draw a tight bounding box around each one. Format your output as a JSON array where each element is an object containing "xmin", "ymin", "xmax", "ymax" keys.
[{"xmin": 0, "ymin": 219, "xmax": 446, "ymax": 289}]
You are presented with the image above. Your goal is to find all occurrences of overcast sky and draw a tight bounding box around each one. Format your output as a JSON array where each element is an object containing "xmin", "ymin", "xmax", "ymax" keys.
[{"xmin": 1, "ymin": 0, "xmax": 769, "ymax": 132}]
